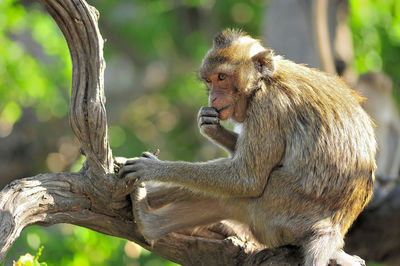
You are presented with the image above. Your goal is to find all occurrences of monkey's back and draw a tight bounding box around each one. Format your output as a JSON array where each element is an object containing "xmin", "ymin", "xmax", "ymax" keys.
[{"xmin": 244, "ymin": 59, "xmax": 376, "ymax": 242}]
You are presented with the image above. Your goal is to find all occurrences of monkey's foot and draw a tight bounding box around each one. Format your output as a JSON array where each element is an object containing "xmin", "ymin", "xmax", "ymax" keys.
[{"xmin": 330, "ymin": 250, "xmax": 365, "ymax": 266}]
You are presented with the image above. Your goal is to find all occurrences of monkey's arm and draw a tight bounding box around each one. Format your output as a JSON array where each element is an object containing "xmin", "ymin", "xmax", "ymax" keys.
[
  {"xmin": 119, "ymin": 134, "xmax": 284, "ymax": 197},
  {"xmin": 198, "ymin": 107, "xmax": 238, "ymax": 155},
  {"xmin": 119, "ymin": 159, "xmax": 259, "ymax": 197}
]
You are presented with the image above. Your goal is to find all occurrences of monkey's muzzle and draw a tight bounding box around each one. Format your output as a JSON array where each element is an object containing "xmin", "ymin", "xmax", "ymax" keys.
[{"xmin": 216, "ymin": 105, "xmax": 230, "ymax": 113}]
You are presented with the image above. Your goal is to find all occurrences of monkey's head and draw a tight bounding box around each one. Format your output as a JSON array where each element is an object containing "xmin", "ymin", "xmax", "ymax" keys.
[{"xmin": 198, "ymin": 29, "xmax": 276, "ymax": 122}]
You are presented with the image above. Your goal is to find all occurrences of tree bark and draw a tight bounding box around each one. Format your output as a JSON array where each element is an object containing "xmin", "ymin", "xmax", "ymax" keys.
[{"xmin": 0, "ymin": 0, "xmax": 399, "ymax": 265}]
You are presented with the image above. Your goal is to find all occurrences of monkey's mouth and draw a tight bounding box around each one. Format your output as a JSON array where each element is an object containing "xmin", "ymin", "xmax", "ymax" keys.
[{"xmin": 217, "ymin": 105, "xmax": 230, "ymax": 113}]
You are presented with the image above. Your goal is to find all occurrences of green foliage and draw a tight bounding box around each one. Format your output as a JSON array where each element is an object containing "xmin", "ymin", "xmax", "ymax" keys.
[
  {"xmin": 5, "ymin": 225, "xmax": 177, "ymax": 266},
  {"xmin": 14, "ymin": 246, "xmax": 47, "ymax": 266},
  {"xmin": 0, "ymin": 0, "xmax": 71, "ymax": 137},
  {"xmin": 350, "ymin": 0, "xmax": 400, "ymax": 104}
]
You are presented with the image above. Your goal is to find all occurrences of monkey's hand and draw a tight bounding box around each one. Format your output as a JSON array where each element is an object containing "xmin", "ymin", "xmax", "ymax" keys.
[
  {"xmin": 114, "ymin": 157, "xmax": 128, "ymax": 175},
  {"xmin": 198, "ymin": 106, "xmax": 224, "ymax": 138},
  {"xmin": 114, "ymin": 150, "xmax": 160, "ymax": 174},
  {"xmin": 198, "ymin": 106, "xmax": 238, "ymax": 154},
  {"xmin": 118, "ymin": 156, "xmax": 165, "ymax": 185}
]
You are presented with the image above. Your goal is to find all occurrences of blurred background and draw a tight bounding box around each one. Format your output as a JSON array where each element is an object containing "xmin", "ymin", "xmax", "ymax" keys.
[{"xmin": 1, "ymin": 0, "xmax": 399, "ymax": 265}]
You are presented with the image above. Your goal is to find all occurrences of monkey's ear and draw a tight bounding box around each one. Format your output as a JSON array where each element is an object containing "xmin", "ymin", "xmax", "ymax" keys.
[{"xmin": 252, "ymin": 50, "xmax": 275, "ymax": 77}]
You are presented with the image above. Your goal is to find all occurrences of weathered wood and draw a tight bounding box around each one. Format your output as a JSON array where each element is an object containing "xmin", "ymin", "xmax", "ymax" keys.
[
  {"xmin": 0, "ymin": 171, "xmax": 296, "ymax": 265},
  {"xmin": 0, "ymin": 172, "xmax": 88, "ymax": 259},
  {"xmin": 40, "ymin": 0, "xmax": 113, "ymax": 176}
]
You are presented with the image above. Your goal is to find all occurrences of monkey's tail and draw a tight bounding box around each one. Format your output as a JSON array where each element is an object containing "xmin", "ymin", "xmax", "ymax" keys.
[{"xmin": 303, "ymin": 221, "xmax": 343, "ymax": 266}]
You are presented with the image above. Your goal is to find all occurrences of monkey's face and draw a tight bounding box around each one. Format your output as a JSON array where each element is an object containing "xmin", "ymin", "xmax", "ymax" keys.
[
  {"xmin": 199, "ymin": 31, "xmax": 276, "ymax": 122},
  {"xmin": 203, "ymin": 70, "xmax": 247, "ymax": 122}
]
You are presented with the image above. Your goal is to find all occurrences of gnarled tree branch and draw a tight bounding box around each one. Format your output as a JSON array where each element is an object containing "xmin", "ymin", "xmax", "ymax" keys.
[{"xmin": 41, "ymin": 0, "xmax": 112, "ymax": 176}]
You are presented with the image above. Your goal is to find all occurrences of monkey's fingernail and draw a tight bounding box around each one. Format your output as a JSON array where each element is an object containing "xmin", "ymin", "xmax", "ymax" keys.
[{"xmin": 153, "ymin": 149, "xmax": 160, "ymax": 157}]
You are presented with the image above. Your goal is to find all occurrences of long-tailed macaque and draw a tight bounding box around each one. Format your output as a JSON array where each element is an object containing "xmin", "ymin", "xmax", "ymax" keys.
[{"xmin": 118, "ymin": 29, "xmax": 376, "ymax": 265}]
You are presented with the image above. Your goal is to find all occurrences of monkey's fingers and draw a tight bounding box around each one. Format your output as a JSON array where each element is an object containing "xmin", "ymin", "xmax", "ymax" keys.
[
  {"xmin": 124, "ymin": 157, "xmax": 141, "ymax": 165},
  {"xmin": 200, "ymin": 124, "xmax": 222, "ymax": 137},
  {"xmin": 124, "ymin": 171, "xmax": 141, "ymax": 183},
  {"xmin": 198, "ymin": 116, "xmax": 220, "ymax": 126},
  {"xmin": 124, "ymin": 171, "xmax": 147, "ymax": 189},
  {"xmin": 141, "ymin": 150, "xmax": 160, "ymax": 160},
  {"xmin": 198, "ymin": 107, "xmax": 219, "ymax": 119},
  {"xmin": 118, "ymin": 163, "xmax": 140, "ymax": 179},
  {"xmin": 114, "ymin": 156, "xmax": 128, "ymax": 166},
  {"xmin": 153, "ymin": 149, "xmax": 160, "ymax": 157}
]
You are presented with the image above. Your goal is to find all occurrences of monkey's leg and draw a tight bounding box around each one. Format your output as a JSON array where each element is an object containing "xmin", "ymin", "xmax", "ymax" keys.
[
  {"xmin": 303, "ymin": 223, "xmax": 344, "ymax": 266},
  {"xmin": 136, "ymin": 182, "xmax": 194, "ymax": 209},
  {"xmin": 133, "ymin": 183, "xmax": 226, "ymax": 240},
  {"xmin": 330, "ymin": 250, "xmax": 365, "ymax": 266}
]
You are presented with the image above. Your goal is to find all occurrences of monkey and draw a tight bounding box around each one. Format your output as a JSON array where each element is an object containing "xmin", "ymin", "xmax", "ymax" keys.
[{"xmin": 117, "ymin": 29, "xmax": 376, "ymax": 266}]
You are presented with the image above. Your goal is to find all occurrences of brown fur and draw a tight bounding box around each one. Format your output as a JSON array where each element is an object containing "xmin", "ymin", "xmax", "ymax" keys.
[{"xmin": 119, "ymin": 29, "xmax": 376, "ymax": 266}]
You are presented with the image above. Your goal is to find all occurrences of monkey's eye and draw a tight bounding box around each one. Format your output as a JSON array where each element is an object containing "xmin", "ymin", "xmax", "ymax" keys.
[{"xmin": 217, "ymin": 73, "xmax": 226, "ymax": 81}]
